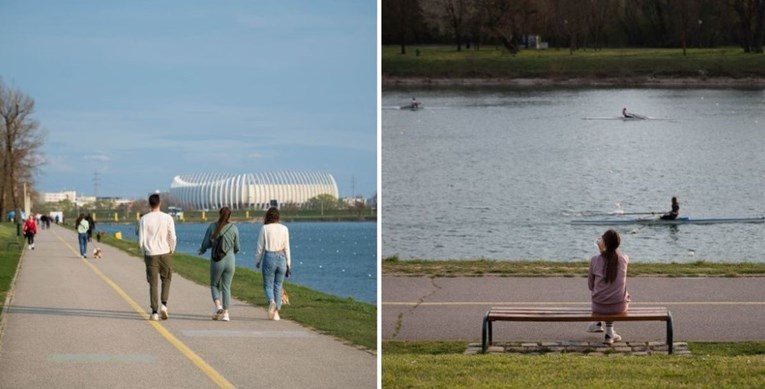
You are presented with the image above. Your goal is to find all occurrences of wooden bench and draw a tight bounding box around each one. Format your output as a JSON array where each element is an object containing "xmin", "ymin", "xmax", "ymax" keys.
[{"xmin": 482, "ymin": 307, "xmax": 674, "ymax": 354}]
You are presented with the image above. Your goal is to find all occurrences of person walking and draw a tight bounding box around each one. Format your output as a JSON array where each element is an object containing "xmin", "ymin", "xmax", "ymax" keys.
[
  {"xmin": 198, "ymin": 207, "xmax": 240, "ymax": 322},
  {"xmin": 138, "ymin": 194, "xmax": 177, "ymax": 321},
  {"xmin": 75, "ymin": 213, "xmax": 90, "ymax": 258},
  {"xmin": 255, "ymin": 207, "xmax": 291, "ymax": 321},
  {"xmin": 22, "ymin": 216, "xmax": 38, "ymax": 250},
  {"xmin": 587, "ymin": 229, "xmax": 631, "ymax": 344},
  {"xmin": 86, "ymin": 213, "xmax": 96, "ymax": 242}
]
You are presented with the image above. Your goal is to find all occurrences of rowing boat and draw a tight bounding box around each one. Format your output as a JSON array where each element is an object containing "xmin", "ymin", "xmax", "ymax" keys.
[{"xmin": 570, "ymin": 216, "xmax": 765, "ymax": 226}]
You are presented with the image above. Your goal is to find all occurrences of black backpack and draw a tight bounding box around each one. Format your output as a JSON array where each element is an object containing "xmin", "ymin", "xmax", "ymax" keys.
[{"xmin": 211, "ymin": 225, "xmax": 231, "ymax": 262}]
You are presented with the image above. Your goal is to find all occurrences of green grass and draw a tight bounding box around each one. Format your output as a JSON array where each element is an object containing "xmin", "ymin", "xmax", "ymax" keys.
[
  {"xmin": 382, "ymin": 258, "xmax": 765, "ymax": 277},
  {"xmin": 92, "ymin": 234, "xmax": 376, "ymax": 351},
  {"xmin": 0, "ymin": 224, "xmax": 23, "ymax": 316},
  {"xmin": 383, "ymin": 46, "xmax": 765, "ymax": 81},
  {"xmin": 382, "ymin": 341, "xmax": 765, "ymax": 388}
]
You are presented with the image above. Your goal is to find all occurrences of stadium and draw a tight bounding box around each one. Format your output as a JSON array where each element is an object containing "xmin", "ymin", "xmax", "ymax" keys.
[{"xmin": 169, "ymin": 171, "xmax": 338, "ymax": 210}]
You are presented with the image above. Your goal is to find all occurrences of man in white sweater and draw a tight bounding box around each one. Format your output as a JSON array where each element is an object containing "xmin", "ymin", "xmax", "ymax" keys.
[{"xmin": 138, "ymin": 194, "xmax": 177, "ymax": 321}]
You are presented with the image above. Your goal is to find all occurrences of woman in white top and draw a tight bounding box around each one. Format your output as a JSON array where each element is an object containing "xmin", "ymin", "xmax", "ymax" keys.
[
  {"xmin": 255, "ymin": 207, "xmax": 291, "ymax": 320},
  {"xmin": 75, "ymin": 213, "xmax": 90, "ymax": 258}
]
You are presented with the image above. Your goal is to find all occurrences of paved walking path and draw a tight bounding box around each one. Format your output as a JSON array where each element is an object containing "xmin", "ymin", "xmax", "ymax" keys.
[
  {"xmin": 383, "ymin": 275, "xmax": 765, "ymax": 344},
  {"xmin": 0, "ymin": 224, "xmax": 375, "ymax": 389}
]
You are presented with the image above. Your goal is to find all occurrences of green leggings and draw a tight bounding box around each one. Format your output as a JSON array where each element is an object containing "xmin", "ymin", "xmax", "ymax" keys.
[{"xmin": 210, "ymin": 254, "xmax": 236, "ymax": 309}]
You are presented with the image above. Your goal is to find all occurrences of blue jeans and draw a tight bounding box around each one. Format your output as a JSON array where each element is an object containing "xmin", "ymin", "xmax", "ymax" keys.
[
  {"xmin": 210, "ymin": 253, "xmax": 236, "ymax": 309},
  {"xmin": 261, "ymin": 251, "xmax": 287, "ymax": 310},
  {"xmin": 78, "ymin": 233, "xmax": 88, "ymax": 257}
]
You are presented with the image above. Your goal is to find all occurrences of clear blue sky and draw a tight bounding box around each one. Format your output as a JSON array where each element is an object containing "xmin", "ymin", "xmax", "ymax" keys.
[{"xmin": 1, "ymin": 1, "xmax": 377, "ymax": 200}]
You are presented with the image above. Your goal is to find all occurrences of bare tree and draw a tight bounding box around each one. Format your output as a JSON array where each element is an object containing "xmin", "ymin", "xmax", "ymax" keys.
[
  {"xmin": 383, "ymin": 0, "xmax": 426, "ymax": 54},
  {"xmin": 0, "ymin": 80, "xmax": 45, "ymax": 221},
  {"xmin": 423, "ymin": 0, "xmax": 476, "ymax": 51},
  {"xmin": 730, "ymin": 0, "xmax": 765, "ymax": 53}
]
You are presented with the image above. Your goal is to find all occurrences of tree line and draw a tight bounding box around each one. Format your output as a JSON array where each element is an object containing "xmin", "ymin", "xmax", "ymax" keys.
[
  {"xmin": 0, "ymin": 80, "xmax": 45, "ymax": 223},
  {"xmin": 383, "ymin": 0, "xmax": 765, "ymax": 55}
]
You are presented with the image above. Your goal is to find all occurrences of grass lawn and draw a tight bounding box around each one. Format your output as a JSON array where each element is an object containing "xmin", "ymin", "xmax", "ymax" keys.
[
  {"xmin": 382, "ymin": 257, "xmax": 765, "ymax": 277},
  {"xmin": 382, "ymin": 341, "xmax": 765, "ymax": 388},
  {"xmin": 79, "ymin": 231, "xmax": 376, "ymax": 351},
  {"xmin": 382, "ymin": 46, "xmax": 765, "ymax": 81},
  {"xmin": 0, "ymin": 224, "xmax": 23, "ymax": 317}
]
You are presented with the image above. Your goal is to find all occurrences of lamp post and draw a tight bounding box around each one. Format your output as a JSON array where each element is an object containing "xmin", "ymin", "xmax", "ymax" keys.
[{"xmin": 698, "ymin": 20, "xmax": 703, "ymax": 49}]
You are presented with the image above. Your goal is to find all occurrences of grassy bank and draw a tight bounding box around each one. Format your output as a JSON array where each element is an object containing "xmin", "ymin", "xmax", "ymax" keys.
[
  {"xmin": 383, "ymin": 46, "xmax": 765, "ymax": 83},
  {"xmin": 382, "ymin": 257, "xmax": 765, "ymax": 277},
  {"xmin": 0, "ymin": 224, "xmax": 23, "ymax": 317},
  {"xmin": 382, "ymin": 341, "xmax": 765, "ymax": 388},
  {"xmin": 94, "ymin": 233, "xmax": 376, "ymax": 351}
]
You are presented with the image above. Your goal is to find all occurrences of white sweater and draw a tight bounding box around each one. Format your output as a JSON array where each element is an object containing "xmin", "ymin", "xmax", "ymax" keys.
[
  {"xmin": 138, "ymin": 211, "xmax": 177, "ymax": 256},
  {"xmin": 255, "ymin": 223, "xmax": 291, "ymax": 267}
]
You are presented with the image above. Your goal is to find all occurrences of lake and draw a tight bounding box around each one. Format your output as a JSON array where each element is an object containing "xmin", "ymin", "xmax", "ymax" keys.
[
  {"xmin": 97, "ymin": 222, "xmax": 376, "ymax": 303},
  {"xmin": 382, "ymin": 88, "xmax": 765, "ymax": 263}
]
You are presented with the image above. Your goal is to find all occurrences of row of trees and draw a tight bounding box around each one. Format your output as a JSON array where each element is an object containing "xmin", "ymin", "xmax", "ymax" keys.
[
  {"xmin": 0, "ymin": 80, "xmax": 45, "ymax": 222},
  {"xmin": 383, "ymin": 0, "xmax": 765, "ymax": 54}
]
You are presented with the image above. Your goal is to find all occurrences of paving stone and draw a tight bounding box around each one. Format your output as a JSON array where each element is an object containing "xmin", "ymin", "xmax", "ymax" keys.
[
  {"xmin": 674, "ymin": 342, "xmax": 688, "ymax": 347},
  {"xmin": 613, "ymin": 346, "xmax": 632, "ymax": 352},
  {"xmin": 653, "ymin": 345, "xmax": 669, "ymax": 351},
  {"xmin": 595, "ymin": 347, "xmax": 611, "ymax": 353},
  {"xmin": 521, "ymin": 343, "xmax": 539, "ymax": 348},
  {"xmin": 506, "ymin": 347, "xmax": 526, "ymax": 353},
  {"xmin": 675, "ymin": 350, "xmax": 693, "ymax": 356},
  {"xmin": 487, "ymin": 346, "xmax": 505, "ymax": 353},
  {"xmin": 648, "ymin": 341, "xmax": 665, "ymax": 346},
  {"xmin": 541, "ymin": 342, "xmax": 560, "ymax": 347}
]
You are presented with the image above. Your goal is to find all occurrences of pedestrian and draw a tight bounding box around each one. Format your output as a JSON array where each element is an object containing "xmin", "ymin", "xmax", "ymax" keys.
[
  {"xmin": 587, "ymin": 229, "xmax": 631, "ymax": 344},
  {"xmin": 198, "ymin": 207, "xmax": 240, "ymax": 322},
  {"xmin": 22, "ymin": 216, "xmax": 38, "ymax": 250},
  {"xmin": 75, "ymin": 213, "xmax": 90, "ymax": 258},
  {"xmin": 255, "ymin": 207, "xmax": 291, "ymax": 321},
  {"xmin": 86, "ymin": 213, "xmax": 96, "ymax": 242},
  {"xmin": 138, "ymin": 194, "xmax": 177, "ymax": 321}
]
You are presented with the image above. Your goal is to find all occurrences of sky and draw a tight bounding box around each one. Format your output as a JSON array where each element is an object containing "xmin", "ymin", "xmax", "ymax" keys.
[{"xmin": 1, "ymin": 0, "xmax": 377, "ymax": 200}]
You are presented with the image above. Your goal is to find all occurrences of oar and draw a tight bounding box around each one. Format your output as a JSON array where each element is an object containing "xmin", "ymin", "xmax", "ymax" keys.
[{"xmin": 586, "ymin": 211, "xmax": 660, "ymax": 217}]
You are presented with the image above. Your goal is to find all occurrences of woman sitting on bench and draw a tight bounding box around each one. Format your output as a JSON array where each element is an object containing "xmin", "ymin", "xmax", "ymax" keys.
[{"xmin": 587, "ymin": 229, "xmax": 631, "ymax": 344}]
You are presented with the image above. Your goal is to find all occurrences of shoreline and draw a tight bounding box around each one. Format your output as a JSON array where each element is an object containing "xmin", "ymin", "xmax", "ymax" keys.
[{"xmin": 383, "ymin": 76, "xmax": 765, "ymax": 88}]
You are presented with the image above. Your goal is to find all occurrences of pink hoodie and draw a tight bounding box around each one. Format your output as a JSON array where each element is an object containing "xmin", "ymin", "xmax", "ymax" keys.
[{"xmin": 588, "ymin": 253, "xmax": 631, "ymax": 314}]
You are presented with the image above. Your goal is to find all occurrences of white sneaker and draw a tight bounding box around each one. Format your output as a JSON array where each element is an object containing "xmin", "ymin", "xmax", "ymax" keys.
[
  {"xmin": 150, "ymin": 313, "xmax": 159, "ymax": 321},
  {"xmin": 212, "ymin": 307, "xmax": 224, "ymax": 320},
  {"xmin": 604, "ymin": 328, "xmax": 622, "ymax": 344},
  {"xmin": 587, "ymin": 322, "xmax": 604, "ymax": 333},
  {"xmin": 221, "ymin": 313, "xmax": 230, "ymax": 322},
  {"xmin": 273, "ymin": 311, "xmax": 280, "ymax": 321},
  {"xmin": 160, "ymin": 305, "xmax": 169, "ymax": 320},
  {"xmin": 268, "ymin": 301, "xmax": 276, "ymax": 320}
]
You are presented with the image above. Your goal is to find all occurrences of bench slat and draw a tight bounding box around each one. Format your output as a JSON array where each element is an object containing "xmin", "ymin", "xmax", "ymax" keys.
[{"xmin": 487, "ymin": 307, "xmax": 669, "ymax": 321}]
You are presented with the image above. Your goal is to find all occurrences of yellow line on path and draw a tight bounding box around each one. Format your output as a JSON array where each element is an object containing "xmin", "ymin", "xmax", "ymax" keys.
[
  {"xmin": 383, "ymin": 301, "xmax": 765, "ymax": 306},
  {"xmin": 53, "ymin": 230, "xmax": 235, "ymax": 389}
]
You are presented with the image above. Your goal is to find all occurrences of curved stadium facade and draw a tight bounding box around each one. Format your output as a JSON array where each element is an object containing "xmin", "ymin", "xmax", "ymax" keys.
[{"xmin": 170, "ymin": 171, "xmax": 338, "ymax": 210}]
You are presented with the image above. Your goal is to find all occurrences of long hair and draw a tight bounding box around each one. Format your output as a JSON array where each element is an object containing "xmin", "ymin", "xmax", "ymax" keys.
[
  {"xmin": 602, "ymin": 229, "xmax": 621, "ymax": 284},
  {"xmin": 213, "ymin": 207, "xmax": 231, "ymax": 239},
  {"xmin": 75, "ymin": 213, "xmax": 86, "ymax": 226},
  {"xmin": 264, "ymin": 207, "xmax": 280, "ymax": 225}
]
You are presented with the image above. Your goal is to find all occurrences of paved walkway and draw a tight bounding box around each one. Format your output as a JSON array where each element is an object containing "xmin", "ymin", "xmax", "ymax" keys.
[
  {"xmin": 382, "ymin": 275, "xmax": 765, "ymax": 344},
  {"xmin": 0, "ymin": 224, "xmax": 375, "ymax": 389}
]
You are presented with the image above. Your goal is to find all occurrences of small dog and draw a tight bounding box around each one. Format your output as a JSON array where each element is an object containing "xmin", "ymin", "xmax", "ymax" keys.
[
  {"xmin": 93, "ymin": 247, "xmax": 102, "ymax": 259},
  {"xmin": 281, "ymin": 288, "xmax": 290, "ymax": 305}
]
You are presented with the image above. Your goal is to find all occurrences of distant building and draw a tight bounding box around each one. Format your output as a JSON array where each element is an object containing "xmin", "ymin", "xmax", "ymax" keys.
[
  {"xmin": 169, "ymin": 171, "xmax": 339, "ymax": 210},
  {"xmin": 39, "ymin": 191, "xmax": 76, "ymax": 203},
  {"xmin": 342, "ymin": 196, "xmax": 368, "ymax": 207}
]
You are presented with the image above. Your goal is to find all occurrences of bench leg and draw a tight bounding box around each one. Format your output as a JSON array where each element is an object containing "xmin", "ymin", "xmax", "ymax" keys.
[
  {"xmin": 667, "ymin": 311, "xmax": 674, "ymax": 354},
  {"xmin": 482, "ymin": 312, "xmax": 489, "ymax": 353}
]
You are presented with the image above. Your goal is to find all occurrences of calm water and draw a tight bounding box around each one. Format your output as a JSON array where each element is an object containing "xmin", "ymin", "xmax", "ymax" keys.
[
  {"xmin": 382, "ymin": 88, "xmax": 765, "ymax": 263},
  {"xmin": 98, "ymin": 222, "xmax": 376, "ymax": 303}
]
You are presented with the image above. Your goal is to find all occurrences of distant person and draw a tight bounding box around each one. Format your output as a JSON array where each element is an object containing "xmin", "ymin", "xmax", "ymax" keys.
[
  {"xmin": 45, "ymin": 214, "xmax": 51, "ymax": 228},
  {"xmin": 622, "ymin": 107, "xmax": 634, "ymax": 118},
  {"xmin": 410, "ymin": 97, "xmax": 420, "ymax": 109},
  {"xmin": 660, "ymin": 197, "xmax": 680, "ymax": 220},
  {"xmin": 198, "ymin": 207, "xmax": 240, "ymax": 322},
  {"xmin": 138, "ymin": 194, "xmax": 177, "ymax": 321},
  {"xmin": 22, "ymin": 216, "xmax": 38, "ymax": 250},
  {"xmin": 75, "ymin": 213, "xmax": 90, "ymax": 258},
  {"xmin": 86, "ymin": 213, "xmax": 96, "ymax": 242},
  {"xmin": 255, "ymin": 207, "xmax": 291, "ymax": 321},
  {"xmin": 55, "ymin": 215, "xmax": 60, "ymax": 224},
  {"xmin": 587, "ymin": 229, "xmax": 631, "ymax": 344}
]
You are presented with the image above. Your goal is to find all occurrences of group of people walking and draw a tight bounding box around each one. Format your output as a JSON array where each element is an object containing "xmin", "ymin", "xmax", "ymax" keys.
[{"xmin": 136, "ymin": 193, "xmax": 290, "ymax": 322}]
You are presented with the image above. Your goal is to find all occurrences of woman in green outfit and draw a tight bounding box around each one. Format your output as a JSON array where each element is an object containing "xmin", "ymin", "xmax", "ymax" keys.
[{"xmin": 198, "ymin": 207, "xmax": 240, "ymax": 321}]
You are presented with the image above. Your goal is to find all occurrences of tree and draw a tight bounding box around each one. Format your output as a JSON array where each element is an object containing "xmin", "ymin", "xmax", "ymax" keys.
[
  {"xmin": 383, "ymin": 0, "xmax": 426, "ymax": 54},
  {"xmin": 0, "ymin": 80, "xmax": 45, "ymax": 221},
  {"xmin": 730, "ymin": 0, "xmax": 765, "ymax": 53},
  {"xmin": 306, "ymin": 194, "xmax": 339, "ymax": 215},
  {"xmin": 424, "ymin": 0, "xmax": 476, "ymax": 51}
]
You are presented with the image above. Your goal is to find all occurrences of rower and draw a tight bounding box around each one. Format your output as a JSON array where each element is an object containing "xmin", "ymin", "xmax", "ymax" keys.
[
  {"xmin": 411, "ymin": 97, "xmax": 420, "ymax": 109},
  {"xmin": 660, "ymin": 197, "xmax": 679, "ymax": 220},
  {"xmin": 622, "ymin": 107, "xmax": 634, "ymax": 118}
]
